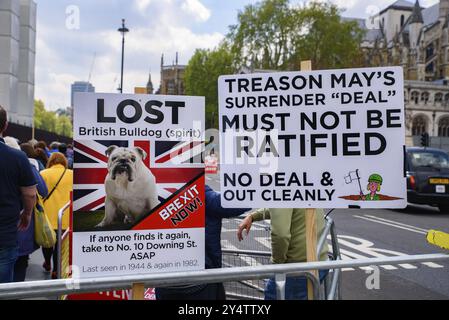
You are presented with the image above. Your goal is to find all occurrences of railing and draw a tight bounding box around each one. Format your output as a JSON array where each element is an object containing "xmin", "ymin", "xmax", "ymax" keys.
[
  {"xmin": 1, "ymin": 205, "xmax": 445, "ymax": 300},
  {"xmin": 57, "ymin": 202, "xmax": 71, "ymax": 279},
  {"xmin": 222, "ymin": 217, "xmax": 342, "ymax": 300},
  {"xmin": 0, "ymin": 254, "xmax": 448, "ymax": 300}
]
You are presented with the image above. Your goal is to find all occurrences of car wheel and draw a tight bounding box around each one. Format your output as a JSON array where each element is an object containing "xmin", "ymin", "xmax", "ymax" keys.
[{"xmin": 438, "ymin": 205, "xmax": 449, "ymax": 214}]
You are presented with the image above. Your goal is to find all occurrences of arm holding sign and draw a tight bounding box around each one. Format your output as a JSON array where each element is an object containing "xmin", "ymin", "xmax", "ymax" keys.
[
  {"xmin": 239, "ymin": 208, "xmax": 298, "ymax": 265},
  {"xmin": 237, "ymin": 208, "xmax": 270, "ymax": 241},
  {"xmin": 238, "ymin": 208, "xmax": 328, "ymax": 263},
  {"xmin": 251, "ymin": 208, "xmax": 271, "ymax": 221}
]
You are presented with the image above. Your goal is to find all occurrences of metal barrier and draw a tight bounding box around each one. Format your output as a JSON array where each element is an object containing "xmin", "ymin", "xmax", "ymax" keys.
[
  {"xmin": 53, "ymin": 201, "xmax": 340, "ymax": 300},
  {"xmin": 57, "ymin": 202, "xmax": 71, "ymax": 279},
  {"xmin": 17, "ymin": 206, "xmax": 443, "ymax": 300},
  {"xmin": 0, "ymin": 254, "xmax": 448, "ymax": 300},
  {"xmin": 222, "ymin": 217, "xmax": 342, "ymax": 300}
]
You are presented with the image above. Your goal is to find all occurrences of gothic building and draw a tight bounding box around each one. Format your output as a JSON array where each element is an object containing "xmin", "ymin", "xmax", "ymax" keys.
[
  {"xmin": 146, "ymin": 72, "xmax": 154, "ymax": 94},
  {"xmin": 404, "ymin": 80, "xmax": 449, "ymax": 145},
  {"xmin": 357, "ymin": 0, "xmax": 449, "ymax": 145},
  {"xmin": 157, "ymin": 53, "xmax": 186, "ymax": 95}
]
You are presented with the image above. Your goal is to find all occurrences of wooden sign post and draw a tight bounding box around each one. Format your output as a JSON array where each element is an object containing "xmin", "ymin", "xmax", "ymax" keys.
[
  {"xmin": 300, "ymin": 60, "xmax": 319, "ymax": 300},
  {"xmin": 132, "ymin": 283, "xmax": 145, "ymax": 300}
]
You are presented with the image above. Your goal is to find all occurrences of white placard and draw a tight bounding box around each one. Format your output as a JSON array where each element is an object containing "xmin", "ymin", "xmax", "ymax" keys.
[
  {"xmin": 74, "ymin": 93, "xmax": 204, "ymax": 141},
  {"xmin": 218, "ymin": 67, "xmax": 406, "ymax": 209},
  {"xmin": 72, "ymin": 229, "xmax": 205, "ymax": 279},
  {"xmin": 72, "ymin": 93, "xmax": 205, "ymax": 279}
]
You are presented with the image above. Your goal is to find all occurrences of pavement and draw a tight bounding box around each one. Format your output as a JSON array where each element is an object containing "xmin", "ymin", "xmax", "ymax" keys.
[{"xmin": 24, "ymin": 173, "xmax": 449, "ymax": 300}]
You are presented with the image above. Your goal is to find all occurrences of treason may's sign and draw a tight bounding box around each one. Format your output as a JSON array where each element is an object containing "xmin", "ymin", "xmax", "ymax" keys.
[
  {"xmin": 218, "ymin": 67, "xmax": 406, "ymax": 209},
  {"xmin": 72, "ymin": 93, "xmax": 205, "ymax": 279}
]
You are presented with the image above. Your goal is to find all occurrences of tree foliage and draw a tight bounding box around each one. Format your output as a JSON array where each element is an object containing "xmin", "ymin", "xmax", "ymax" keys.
[
  {"xmin": 291, "ymin": 2, "xmax": 365, "ymax": 70},
  {"xmin": 185, "ymin": 0, "xmax": 365, "ymax": 128},
  {"xmin": 34, "ymin": 100, "xmax": 73, "ymax": 137},
  {"xmin": 185, "ymin": 44, "xmax": 234, "ymax": 128},
  {"xmin": 227, "ymin": 0, "xmax": 365, "ymax": 70},
  {"xmin": 227, "ymin": 0, "xmax": 295, "ymax": 70}
]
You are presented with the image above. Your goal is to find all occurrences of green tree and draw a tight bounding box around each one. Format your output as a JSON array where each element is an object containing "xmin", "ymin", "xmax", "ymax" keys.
[
  {"xmin": 291, "ymin": 2, "xmax": 365, "ymax": 70},
  {"xmin": 34, "ymin": 100, "xmax": 73, "ymax": 138},
  {"xmin": 56, "ymin": 115, "xmax": 73, "ymax": 137},
  {"xmin": 34, "ymin": 99, "xmax": 56, "ymax": 133},
  {"xmin": 227, "ymin": 0, "xmax": 295, "ymax": 70},
  {"xmin": 227, "ymin": 0, "xmax": 364, "ymax": 70},
  {"xmin": 34, "ymin": 99, "xmax": 45, "ymax": 129},
  {"xmin": 185, "ymin": 44, "xmax": 234, "ymax": 128}
]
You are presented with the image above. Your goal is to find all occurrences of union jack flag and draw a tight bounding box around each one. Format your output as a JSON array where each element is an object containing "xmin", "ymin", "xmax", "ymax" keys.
[{"xmin": 73, "ymin": 140, "xmax": 204, "ymax": 212}]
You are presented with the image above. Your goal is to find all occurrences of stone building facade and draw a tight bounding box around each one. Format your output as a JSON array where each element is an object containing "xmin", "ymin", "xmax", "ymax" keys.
[
  {"xmin": 157, "ymin": 53, "xmax": 186, "ymax": 95},
  {"xmin": 405, "ymin": 79, "xmax": 449, "ymax": 141},
  {"xmin": 361, "ymin": 0, "xmax": 449, "ymax": 81},
  {"xmin": 146, "ymin": 72, "xmax": 154, "ymax": 94},
  {"xmin": 354, "ymin": 0, "xmax": 449, "ymax": 146}
]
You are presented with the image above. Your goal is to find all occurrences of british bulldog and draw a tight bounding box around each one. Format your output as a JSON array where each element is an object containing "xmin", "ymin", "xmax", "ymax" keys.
[{"xmin": 96, "ymin": 145, "xmax": 160, "ymax": 227}]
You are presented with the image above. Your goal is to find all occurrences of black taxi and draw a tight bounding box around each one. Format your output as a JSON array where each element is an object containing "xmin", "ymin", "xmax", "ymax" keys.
[{"xmin": 406, "ymin": 147, "xmax": 449, "ymax": 213}]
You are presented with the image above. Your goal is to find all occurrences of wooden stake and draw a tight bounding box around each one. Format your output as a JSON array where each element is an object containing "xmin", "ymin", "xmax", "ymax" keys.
[
  {"xmin": 300, "ymin": 60, "xmax": 312, "ymax": 72},
  {"xmin": 131, "ymin": 283, "xmax": 145, "ymax": 300},
  {"xmin": 305, "ymin": 208, "xmax": 318, "ymax": 299},
  {"xmin": 301, "ymin": 60, "xmax": 318, "ymax": 300}
]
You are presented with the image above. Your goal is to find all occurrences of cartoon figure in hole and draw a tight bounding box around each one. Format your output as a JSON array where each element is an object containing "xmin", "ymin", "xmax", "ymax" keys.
[
  {"xmin": 360, "ymin": 174, "xmax": 383, "ymax": 201},
  {"xmin": 341, "ymin": 170, "xmax": 402, "ymax": 202}
]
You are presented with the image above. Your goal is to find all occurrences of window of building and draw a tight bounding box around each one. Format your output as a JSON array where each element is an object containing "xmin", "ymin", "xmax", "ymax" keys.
[
  {"xmin": 426, "ymin": 43, "xmax": 434, "ymax": 60},
  {"xmin": 421, "ymin": 92, "xmax": 430, "ymax": 103},
  {"xmin": 426, "ymin": 62, "xmax": 434, "ymax": 74},
  {"xmin": 179, "ymin": 83, "xmax": 184, "ymax": 95},
  {"xmin": 411, "ymin": 91, "xmax": 419, "ymax": 104},
  {"xmin": 412, "ymin": 115, "xmax": 428, "ymax": 136},
  {"xmin": 167, "ymin": 81, "xmax": 175, "ymax": 95},
  {"xmin": 401, "ymin": 15, "xmax": 405, "ymax": 27},
  {"xmin": 439, "ymin": 117, "xmax": 449, "ymax": 137},
  {"xmin": 435, "ymin": 93, "xmax": 443, "ymax": 103},
  {"xmin": 445, "ymin": 93, "xmax": 449, "ymax": 104}
]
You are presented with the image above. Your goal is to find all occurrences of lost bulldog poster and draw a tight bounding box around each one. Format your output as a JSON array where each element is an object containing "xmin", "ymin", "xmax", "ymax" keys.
[
  {"xmin": 218, "ymin": 67, "xmax": 407, "ymax": 209},
  {"xmin": 72, "ymin": 93, "xmax": 205, "ymax": 279}
]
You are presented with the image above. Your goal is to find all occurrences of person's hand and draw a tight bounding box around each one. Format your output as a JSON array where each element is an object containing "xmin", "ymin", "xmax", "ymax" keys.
[
  {"xmin": 18, "ymin": 211, "xmax": 32, "ymax": 231},
  {"xmin": 237, "ymin": 215, "xmax": 253, "ymax": 241}
]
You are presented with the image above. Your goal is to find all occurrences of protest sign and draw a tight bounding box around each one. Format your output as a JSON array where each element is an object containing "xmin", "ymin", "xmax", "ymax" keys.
[
  {"xmin": 218, "ymin": 67, "xmax": 406, "ymax": 209},
  {"xmin": 72, "ymin": 93, "xmax": 205, "ymax": 279}
]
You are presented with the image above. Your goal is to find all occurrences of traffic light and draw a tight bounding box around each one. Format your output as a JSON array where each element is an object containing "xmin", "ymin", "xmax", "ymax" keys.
[{"xmin": 421, "ymin": 132, "xmax": 430, "ymax": 147}]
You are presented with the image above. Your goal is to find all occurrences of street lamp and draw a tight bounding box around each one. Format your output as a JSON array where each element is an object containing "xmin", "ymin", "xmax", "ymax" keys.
[{"xmin": 118, "ymin": 19, "xmax": 129, "ymax": 93}]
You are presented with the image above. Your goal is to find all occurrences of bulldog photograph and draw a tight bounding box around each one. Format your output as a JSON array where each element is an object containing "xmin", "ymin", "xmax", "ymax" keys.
[
  {"xmin": 73, "ymin": 142, "xmax": 161, "ymax": 231},
  {"xmin": 94, "ymin": 145, "xmax": 160, "ymax": 228},
  {"xmin": 73, "ymin": 139, "xmax": 204, "ymax": 232}
]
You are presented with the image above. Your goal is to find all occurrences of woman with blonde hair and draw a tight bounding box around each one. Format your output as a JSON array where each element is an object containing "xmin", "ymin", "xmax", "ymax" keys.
[{"xmin": 40, "ymin": 152, "xmax": 73, "ymax": 279}]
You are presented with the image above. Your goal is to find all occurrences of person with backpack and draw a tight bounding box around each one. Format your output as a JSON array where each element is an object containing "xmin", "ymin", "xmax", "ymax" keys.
[{"xmin": 40, "ymin": 152, "xmax": 73, "ymax": 279}]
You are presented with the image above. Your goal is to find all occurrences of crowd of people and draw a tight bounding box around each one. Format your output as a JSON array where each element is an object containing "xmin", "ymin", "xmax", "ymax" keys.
[{"xmin": 0, "ymin": 105, "xmax": 73, "ymax": 283}]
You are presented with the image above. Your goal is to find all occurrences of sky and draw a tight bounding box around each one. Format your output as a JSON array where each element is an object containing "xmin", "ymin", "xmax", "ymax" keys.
[{"xmin": 33, "ymin": 0, "xmax": 439, "ymax": 111}]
